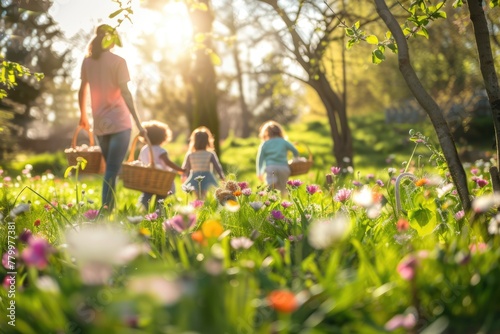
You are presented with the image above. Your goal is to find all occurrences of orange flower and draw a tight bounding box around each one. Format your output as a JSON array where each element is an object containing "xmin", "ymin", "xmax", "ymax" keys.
[
  {"xmin": 267, "ymin": 290, "xmax": 298, "ymax": 313},
  {"xmin": 415, "ymin": 178, "xmax": 428, "ymax": 187},
  {"xmin": 396, "ymin": 218, "xmax": 409, "ymax": 232},
  {"xmin": 191, "ymin": 230, "xmax": 205, "ymax": 244},
  {"xmin": 233, "ymin": 190, "xmax": 242, "ymax": 197},
  {"xmin": 201, "ymin": 219, "xmax": 224, "ymax": 238}
]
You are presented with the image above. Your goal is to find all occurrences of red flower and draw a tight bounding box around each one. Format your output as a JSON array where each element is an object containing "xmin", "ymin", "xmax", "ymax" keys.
[{"xmin": 267, "ymin": 290, "xmax": 298, "ymax": 313}]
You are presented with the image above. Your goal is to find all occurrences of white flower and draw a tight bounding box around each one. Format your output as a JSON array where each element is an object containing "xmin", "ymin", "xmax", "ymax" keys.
[
  {"xmin": 308, "ymin": 214, "xmax": 350, "ymax": 249},
  {"xmin": 10, "ymin": 203, "xmax": 30, "ymax": 218},
  {"xmin": 352, "ymin": 186, "xmax": 374, "ymax": 208},
  {"xmin": 128, "ymin": 275, "xmax": 183, "ymax": 305},
  {"xmin": 65, "ymin": 224, "xmax": 140, "ymax": 265},
  {"xmin": 437, "ymin": 183, "xmax": 454, "ymax": 198},
  {"xmin": 230, "ymin": 237, "xmax": 254, "ymax": 250},
  {"xmin": 36, "ymin": 276, "xmax": 60, "ymax": 293},
  {"xmin": 472, "ymin": 193, "xmax": 500, "ymax": 213},
  {"xmin": 488, "ymin": 214, "xmax": 500, "ymax": 235}
]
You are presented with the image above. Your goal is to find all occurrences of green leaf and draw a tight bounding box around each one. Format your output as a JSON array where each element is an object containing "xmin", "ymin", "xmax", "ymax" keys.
[
  {"xmin": 354, "ymin": 21, "xmax": 360, "ymax": 29},
  {"xmin": 417, "ymin": 26, "xmax": 429, "ymax": 39},
  {"xmin": 208, "ymin": 50, "xmax": 222, "ymax": 66},
  {"xmin": 372, "ymin": 49, "xmax": 385, "ymax": 64},
  {"xmin": 453, "ymin": 0, "xmax": 464, "ymax": 7},
  {"xmin": 345, "ymin": 28, "xmax": 354, "ymax": 37},
  {"xmin": 408, "ymin": 205, "xmax": 437, "ymax": 236},
  {"xmin": 109, "ymin": 8, "xmax": 124, "ymax": 19},
  {"xmin": 387, "ymin": 43, "xmax": 398, "ymax": 53},
  {"xmin": 366, "ymin": 35, "xmax": 379, "ymax": 45}
]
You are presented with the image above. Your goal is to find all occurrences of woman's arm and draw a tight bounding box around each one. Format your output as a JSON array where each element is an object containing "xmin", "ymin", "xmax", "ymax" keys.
[
  {"xmin": 78, "ymin": 80, "xmax": 90, "ymax": 130},
  {"xmin": 160, "ymin": 153, "xmax": 185, "ymax": 173},
  {"xmin": 119, "ymin": 81, "xmax": 146, "ymax": 136}
]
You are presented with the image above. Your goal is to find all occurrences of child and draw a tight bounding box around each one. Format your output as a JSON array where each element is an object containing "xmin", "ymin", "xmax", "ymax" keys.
[
  {"xmin": 138, "ymin": 120, "xmax": 184, "ymax": 211},
  {"xmin": 182, "ymin": 126, "xmax": 225, "ymax": 199},
  {"xmin": 256, "ymin": 121, "xmax": 299, "ymax": 196}
]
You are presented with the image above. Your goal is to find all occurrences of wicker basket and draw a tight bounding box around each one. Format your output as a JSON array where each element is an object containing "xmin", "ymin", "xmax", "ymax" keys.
[
  {"xmin": 120, "ymin": 135, "xmax": 177, "ymax": 196},
  {"xmin": 65, "ymin": 126, "xmax": 105, "ymax": 174},
  {"xmin": 289, "ymin": 143, "xmax": 313, "ymax": 176}
]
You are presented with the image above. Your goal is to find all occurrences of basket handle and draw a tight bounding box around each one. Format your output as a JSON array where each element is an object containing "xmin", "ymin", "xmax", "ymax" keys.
[
  {"xmin": 71, "ymin": 126, "xmax": 95, "ymax": 148},
  {"xmin": 295, "ymin": 142, "xmax": 312, "ymax": 162},
  {"xmin": 127, "ymin": 134, "xmax": 156, "ymax": 169}
]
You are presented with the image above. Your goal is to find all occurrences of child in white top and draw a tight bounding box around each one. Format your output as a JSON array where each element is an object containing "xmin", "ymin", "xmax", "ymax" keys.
[{"xmin": 138, "ymin": 120, "xmax": 184, "ymax": 210}]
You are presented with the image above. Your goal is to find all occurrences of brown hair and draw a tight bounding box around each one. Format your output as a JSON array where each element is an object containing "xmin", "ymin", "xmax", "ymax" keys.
[
  {"xmin": 259, "ymin": 121, "xmax": 286, "ymax": 141},
  {"xmin": 188, "ymin": 126, "xmax": 215, "ymax": 152},
  {"xmin": 140, "ymin": 120, "xmax": 172, "ymax": 146},
  {"xmin": 86, "ymin": 24, "xmax": 117, "ymax": 59}
]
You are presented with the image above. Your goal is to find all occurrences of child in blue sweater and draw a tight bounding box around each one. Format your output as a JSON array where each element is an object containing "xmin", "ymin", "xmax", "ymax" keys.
[{"xmin": 256, "ymin": 121, "xmax": 299, "ymax": 196}]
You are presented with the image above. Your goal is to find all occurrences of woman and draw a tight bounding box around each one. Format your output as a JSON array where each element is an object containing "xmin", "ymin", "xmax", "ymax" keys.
[{"xmin": 78, "ymin": 24, "xmax": 145, "ymax": 212}]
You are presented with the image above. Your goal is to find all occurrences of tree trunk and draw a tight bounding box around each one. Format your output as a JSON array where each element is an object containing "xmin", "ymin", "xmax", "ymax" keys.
[
  {"xmin": 375, "ymin": 0, "xmax": 471, "ymax": 212},
  {"xmin": 188, "ymin": 0, "xmax": 220, "ymax": 154},
  {"xmin": 309, "ymin": 72, "xmax": 353, "ymax": 168},
  {"xmin": 466, "ymin": 0, "xmax": 500, "ymax": 193}
]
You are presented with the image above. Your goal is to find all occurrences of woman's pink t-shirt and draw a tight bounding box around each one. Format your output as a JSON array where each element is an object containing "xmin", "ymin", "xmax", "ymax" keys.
[{"xmin": 81, "ymin": 51, "xmax": 132, "ymax": 136}]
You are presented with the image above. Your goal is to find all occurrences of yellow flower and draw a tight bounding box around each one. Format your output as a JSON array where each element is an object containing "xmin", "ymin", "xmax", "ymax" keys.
[
  {"xmin": 201, "ymin": 219, "xmax": 224, "ymax": 238},
  {"xmin": 139, "ymin": 227, "xmax": 151, "ymax": 237}
]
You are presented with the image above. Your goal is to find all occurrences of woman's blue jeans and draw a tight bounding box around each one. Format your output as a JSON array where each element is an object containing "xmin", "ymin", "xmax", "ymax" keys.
[{"xmin": 98, "ymin": 129, "xmax": 131, "ymax": 211}]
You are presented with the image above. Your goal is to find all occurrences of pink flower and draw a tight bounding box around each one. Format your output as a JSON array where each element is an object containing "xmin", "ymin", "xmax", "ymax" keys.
[
  {"xmin": 330, "ymin": 166, "xmax": 341, "ymax": 175},
  {"xmin": 21, "ymin": 237, "xmax": 53, "ymax": 270},
  {"xmin": 230, "ymin": 237, "xmax": 254, "ymax": 250},
  {"xmin": 396, "ymin": 218, "xmax": 410, "ymax": 232},
  {"xmin": 334, "ymin": 188, "xmax": 352, "ymax": 202},
  {"xmin": 190, "ymin": 200, "xmax": 204, "ymax": 209},
  {"xmin": 83, "ymin": 209, "xmax": 99, "ymax": 220},
  {"xmin": 145, "ymin": 212, "xmax": 158, "ymax": 221},
  {"xmin": 470, "ymin": 168, "xmax": 479, "ymax": 175},
  {"xmin": 469, "ymin": 242, "xmax": 487, "ymax": 253},
  {"xmin": 164, "ymin": 214, "xmax": 196, "ymax": 233},
  {"xmin": 287, "ymin": 179, "xmax": 303, "ymax": 188},
  {"xmin": 397, "ymin": 255, "xmax": 417, "ymax": 281},
  {"xmin": 242, "ymin": 188, "xmax": 252, "ymax": 196},
  {"xmin": 281, "ymin": 201, "xmax": 292, "ymax": 209},
  {"xmin": 454, "ymin": 210, "xmax": 465, "ymax": 220},
  {"xmin": 3, "ymin": 275, "xmax": 15, "ymax": 289},
  {"xmin": 306, "ymin": 184, "xmax": 320, "ymax": 195},
  {"xmin": 385, "ymin": 313, "xmax": 417, "ymax": 331}
]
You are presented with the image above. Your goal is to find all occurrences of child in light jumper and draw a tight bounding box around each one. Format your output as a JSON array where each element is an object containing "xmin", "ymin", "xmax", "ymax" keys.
[
  {"xmin": 256, "ymin": 121, "xmax": 299, "ymax": 196},
  {"xmin": 138, "ymin": 120, "xmax": 184, "ymax": 210},
  {"xmin": 182, "ymin": 126, "xmax": 225, "ymax": 199}
]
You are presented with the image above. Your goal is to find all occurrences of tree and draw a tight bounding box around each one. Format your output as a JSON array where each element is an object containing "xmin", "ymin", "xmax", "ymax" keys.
[
  {"xmin": 254, "ymin": 0, "xmax": 357, "ymax": 168},
  {"xmin": 0, "ymin": 0, "xmax": 68, "ymax": 159}
]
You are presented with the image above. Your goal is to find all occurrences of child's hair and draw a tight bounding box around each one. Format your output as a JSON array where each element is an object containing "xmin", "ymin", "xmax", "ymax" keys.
[
  {"xmin": 259, "ymin": 121, "xmax": 286, "ymax": 141},
  {"xmin": 140, "ymin": 120, "xmax": 172, "ymax": 146},
  {"xmin": 188, "ymin": 126, "xmax": 215, "ymax": 152}
]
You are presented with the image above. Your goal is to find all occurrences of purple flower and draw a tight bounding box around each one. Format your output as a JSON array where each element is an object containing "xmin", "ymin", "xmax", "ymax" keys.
[
  {"xmin": 287, "ymin": 179, "xmax": 303, "ymax": 188},
  {"xmin": 470, "ymin": 168, "xmax": 479, "ymax": 175},
  {"xmin": 230, "ymin": 237, "xmax": 254, "ymax": 250},
  {"xmin": 83, "ymin": 209, "xmax": 99, "ymax": 220},
  {"xmin": 21, "ymin": 237, "xmax": 53, "ymax": 270},
  {"xmin": 164, "ymin": 213, "xmax": 197, "ymax": 233},
  {"xmin": 306, "ymin": 184, "xmax": 320, "ymax": 195},
  {"xmin": 366, "ymin": 173, "xmax": 374, "ymax": 180},
  {"xmin": 281, "ymin": 201, "xmax": 292, "ymax": 209},
  {"xmin": 271, "ymin": 210, "xmax": 285, "ymax": 220},
  {"xmin": 330, "ymin": 166, "xmax": 341, "ymax": 175},
  {"xmin": 352, "ymin": 180, "xmax": 363, "ymax": 187},
  {"xmin": 376, "ymin": 179, "xmax": 384, "ymax": 187},
  {"xmin": 475, "ymin": 178, "xmax": 489, "ymax": 188},
  {"xmin": 19, "ymin": 228, "xmax": 33, "ymax": 243},
  {"xmin": 238, "ymin": 181, "xmax": 249, "ymax": 190}
]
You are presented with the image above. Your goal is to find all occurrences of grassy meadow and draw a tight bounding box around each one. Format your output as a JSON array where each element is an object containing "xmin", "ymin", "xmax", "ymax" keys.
[{"xmin": 1, "ymin": 112, "xmax": 499, "ymax": 333}]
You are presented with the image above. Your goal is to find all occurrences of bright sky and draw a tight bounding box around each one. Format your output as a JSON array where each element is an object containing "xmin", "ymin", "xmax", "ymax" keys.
[{"xmin": 49, "ymin": 0, "xmax": 192, "ymax": 80}]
